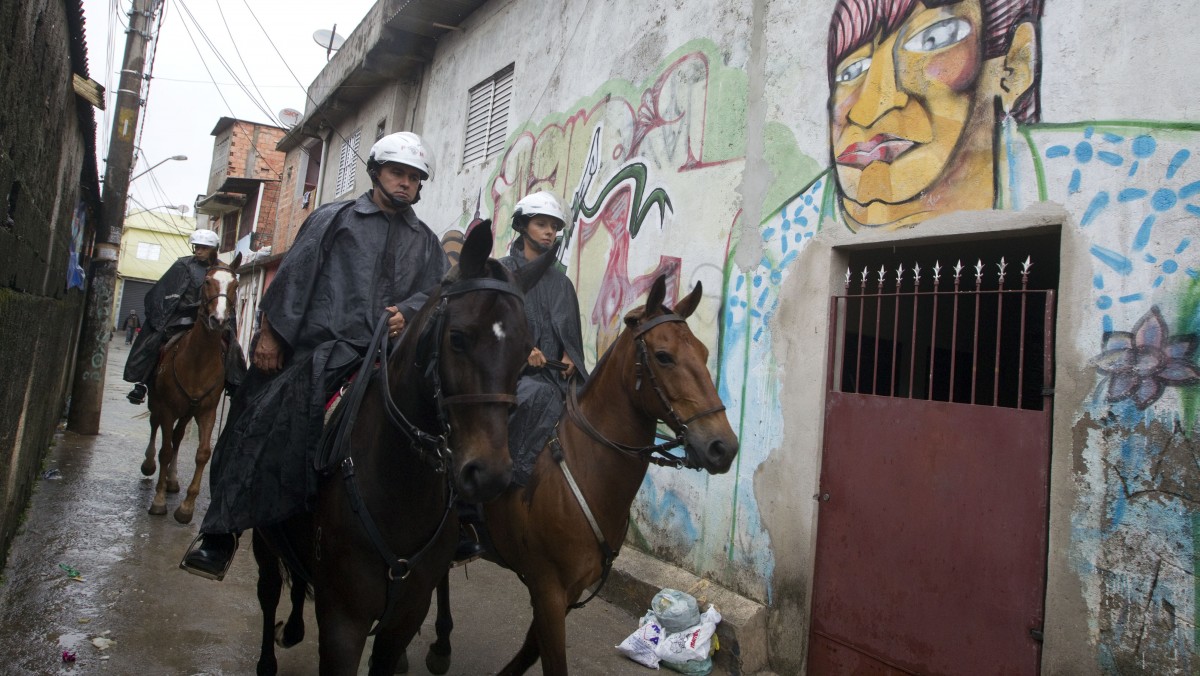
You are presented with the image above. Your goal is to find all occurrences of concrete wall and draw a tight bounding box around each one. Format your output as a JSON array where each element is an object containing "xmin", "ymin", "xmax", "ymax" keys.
[
  {"xmin": 404, "ymin": 0, "xmax": 1200, "ymax": 671},
  {"xmin": 315, "ymin": 86, "xmax": 411, "ymax": 206},
  {"xmin": 0, "ymin": 0, "xmax": 99, "ymax": 566}
]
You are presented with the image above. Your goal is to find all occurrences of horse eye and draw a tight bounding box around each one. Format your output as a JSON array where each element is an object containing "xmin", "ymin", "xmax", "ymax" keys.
[
  {"xmin": 654, "ymin": 350, "xmax": 674, "ymax": 366},
  {"xmin": 449, "ymin": 330, "xmax": 468, "ymax": 352}
]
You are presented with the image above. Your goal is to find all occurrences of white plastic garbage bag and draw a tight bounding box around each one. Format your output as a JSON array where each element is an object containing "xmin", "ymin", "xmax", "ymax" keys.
[
  {"xmin": 657, "ymin": 606, "xmax": 721, "ymax": 675},
  {"xmin": 616, "ymin": 611, "xmax": 665, "ymax": 668}
]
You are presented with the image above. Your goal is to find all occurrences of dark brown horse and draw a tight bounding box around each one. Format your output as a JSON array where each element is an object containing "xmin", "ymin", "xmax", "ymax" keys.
[
  {"xmin": 141, "ymin": 253, "xmax": 242, "ymax": 524},
  {"xmin": 418, "ymin": 274, "xmax": 739, "ymax": 675},
  {"xmin": 252, "ymin": 225, "xmax": 557, "ymax": 676}
]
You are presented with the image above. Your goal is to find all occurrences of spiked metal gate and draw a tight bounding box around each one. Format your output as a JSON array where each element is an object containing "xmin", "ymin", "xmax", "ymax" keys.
[{"xmin": 810, "ymin": 257, "xmax": 1055, "ymax": 676}]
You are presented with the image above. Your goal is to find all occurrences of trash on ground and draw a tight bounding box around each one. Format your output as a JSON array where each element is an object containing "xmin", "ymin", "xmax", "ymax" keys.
[
  {"xmin": 43, "ymin": 468, "xmax": 62, "ymax": 480},
  {"xmin": 91, "ymin": 636, "xmax": 115, "ymax": 651},
  {"xmin": 61, "ymin": 650, "xmax": 76, "ymax": 662},
  {"xmin": 617, "ymin": 588, "xmax": 721, "ymax": 675},
  {"xmin": 58, "ymin": 563, "xmax": 83, "ymax": 581}
]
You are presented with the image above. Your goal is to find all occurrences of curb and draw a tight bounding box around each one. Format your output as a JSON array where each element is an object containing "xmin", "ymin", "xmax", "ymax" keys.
[{"xmin": 600, "ymin": 547, "xmax": 772, "ymax": 675}]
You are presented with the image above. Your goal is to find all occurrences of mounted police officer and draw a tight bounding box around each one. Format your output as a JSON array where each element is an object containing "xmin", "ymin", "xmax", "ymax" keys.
[
  {"xmin": 183, "ymin": 132, "xmax": 449, "ymax": 580},
  {"xmin": 498, "ymin": 191, "xmax": 588, "ymax": 482},
  {"xmin": 123, "ymin": 228, "xmax": 247, "ymax": 405}
]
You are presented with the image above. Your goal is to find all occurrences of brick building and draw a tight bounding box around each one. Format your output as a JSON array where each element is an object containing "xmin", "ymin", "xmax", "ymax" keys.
[{"xmin": 193, "ymin": 117, "xmax": 286, "ymax": 254}]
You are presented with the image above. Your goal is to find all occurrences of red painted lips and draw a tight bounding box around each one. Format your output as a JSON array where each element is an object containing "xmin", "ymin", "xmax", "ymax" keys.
[{"xmin": 836, "ymin": 134, "xmax": 916, "ymax": 169}]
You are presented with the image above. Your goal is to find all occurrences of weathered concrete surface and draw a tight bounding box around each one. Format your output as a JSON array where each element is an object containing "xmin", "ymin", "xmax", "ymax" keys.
[
  {"xmin": 0, "ymin": 341, "xmax": 744, "ymax": 674},
  {"xmin": 606, "ymin": 547, "xmax": 771, "ymax": 676}
]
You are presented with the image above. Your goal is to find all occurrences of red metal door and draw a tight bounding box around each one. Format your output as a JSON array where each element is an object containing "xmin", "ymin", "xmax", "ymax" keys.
[{"xmin": 809, "ymin": 258, "xmax": 1053, "ymax": 675}]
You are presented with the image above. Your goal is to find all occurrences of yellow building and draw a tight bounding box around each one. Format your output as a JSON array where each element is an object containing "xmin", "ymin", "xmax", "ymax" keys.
[{"xmin": 111, "ymin": 209, "xmax": 196, "ymax": 330}]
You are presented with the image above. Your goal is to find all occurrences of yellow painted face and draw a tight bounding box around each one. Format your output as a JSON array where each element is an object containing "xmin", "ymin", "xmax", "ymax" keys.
[{"xmin": 829, "ymin": 0, "xmax": 1003, "ymax": 229}]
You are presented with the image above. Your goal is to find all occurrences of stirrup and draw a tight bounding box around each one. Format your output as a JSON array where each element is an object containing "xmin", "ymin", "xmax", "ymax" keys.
[
  {"xmin": 179, "ymin": 533, "xmax": 236, "ymax": 581},
  {"xmin": 451, "ymin": 523, "xmax": 483, "ymax": 568}
]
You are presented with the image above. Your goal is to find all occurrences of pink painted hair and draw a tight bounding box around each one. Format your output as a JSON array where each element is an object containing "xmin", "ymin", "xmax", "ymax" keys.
[{"xmin": 828, "ymin": 0, "xmax": 1042, "ymax": 122}]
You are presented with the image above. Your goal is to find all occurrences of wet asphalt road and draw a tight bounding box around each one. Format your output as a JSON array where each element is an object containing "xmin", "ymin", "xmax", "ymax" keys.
[{"xmin": 0, "ymin": 341, "xmax": 690, "ymax": 675}]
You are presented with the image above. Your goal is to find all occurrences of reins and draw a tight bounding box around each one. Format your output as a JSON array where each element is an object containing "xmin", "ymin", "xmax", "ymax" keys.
[
  {"xmin": 168, "ymin": 263, "xmax": 238, "ymax": 408},
  {"xmin": 328, "ymin": 275, "xmax": 523, "ymax": 635},
  {"xmin": 565, "ymin": 313, "xmax": 726, "ymax": 469},
  {"xmin": 555, "ymin": 311, "xmax": 726, "ymax": 609}
]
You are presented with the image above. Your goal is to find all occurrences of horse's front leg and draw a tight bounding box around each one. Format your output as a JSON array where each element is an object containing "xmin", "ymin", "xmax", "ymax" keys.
[
  {"xmin": 253, "ymin": 531, "xmax": 283, "ymax": 676},
  {"xmin": 174, "ymin": 407, "xmax": 214, "ymax": 524},
  {"xmin": 499, "ymin": 584, "xmax": 569, "ymax": 676},
  {"xmin": 148, "ymin": 414, "xmax": 175, "ymax": 516},
  {"xmin": 367, "ymin": 596, "xmax": 431, "ymax": 676},
  {"xmin": 166, "ymin": 417, "xmax": 188, "ymax": 494},
  {"xmin": 315, "ymin": 588, "xmax": 373, "ymax": 676},
  {"xmin": 424, "ymin": 571, "xmax": 453, "ymax": 674},
  {"xmin": 277, "ymin": 575, "xmax": 307, "ymax": 648},
  {"xmin": 140, "ymin": 417, "xmax": 159, "ymax": 477}
]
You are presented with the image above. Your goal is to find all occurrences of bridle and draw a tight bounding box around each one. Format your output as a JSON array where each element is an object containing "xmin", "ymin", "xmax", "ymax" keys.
[
  {"xmin": 327, "ymin": 275, "xmax": 524, "ymax": 635},
  {"xmin": 565, "ymin": 312, "xmax": 726, "ymax": 470},
  {"xmin": 555, "ymin": 310, "xmax": 727, "ymax": 609},
  {"xmin": 168, "ymin": 263, "xmax": 239, "ymax": 407}
]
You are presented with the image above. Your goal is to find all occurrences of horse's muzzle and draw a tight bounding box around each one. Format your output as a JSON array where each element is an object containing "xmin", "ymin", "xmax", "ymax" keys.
[
  {"xmin": 456, "ymin": 457, "xmax": 512, "ymax": 503},
  {"xmin": 689, "ymin": 434, "xmax": 738, "ymax": 474}
]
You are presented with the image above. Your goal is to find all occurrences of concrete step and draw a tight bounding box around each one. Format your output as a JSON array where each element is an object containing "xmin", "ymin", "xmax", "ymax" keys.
[{"xmin": 600, "ymin": 546, "xmax": 772, "ymax": 675}]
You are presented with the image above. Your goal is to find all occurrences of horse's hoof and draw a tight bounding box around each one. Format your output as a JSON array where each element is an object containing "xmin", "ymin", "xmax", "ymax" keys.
[
  {"xmin": 173, "ymin": 506, "xmax": 194, "ymax": 524},
  {"xmin": 425, "ymin": 647, "xmax": 450, "ymax": 675},
  {"xmin": 140, "ymin": 460, "xmax": 155, "ymax": 476},
  {"xmin": 148, "ymin": 503, "xmax": 167, "ymax": 516},
  {"xmin": 166, "ymin": 480, "xmax": 181, "ymax": 494},
  {"xmin": 274, "ymin": 620, "xmax": 304, "ymax": 648}
]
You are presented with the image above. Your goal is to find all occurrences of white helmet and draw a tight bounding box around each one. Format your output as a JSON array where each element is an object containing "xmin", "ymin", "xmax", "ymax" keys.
[
  {"xmin": 512, "ymin": 191, "xmax": 567, "ymax": 231},
  {"xmin": 189, "ymin": 229, "xmax": 220, "ymax": 248},
  {"xmin": 368, "ymin": 131, "xmax": 433, "ymax": 180}
]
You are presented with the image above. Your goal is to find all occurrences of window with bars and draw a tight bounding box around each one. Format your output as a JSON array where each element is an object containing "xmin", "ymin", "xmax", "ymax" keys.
[
  {"xmin": 334, "ymin": 129, "xmax": 362, "ymax": 196},
  {"xmin": 463, "ymin": 65, "xmax": 514, "ymax": 166}
]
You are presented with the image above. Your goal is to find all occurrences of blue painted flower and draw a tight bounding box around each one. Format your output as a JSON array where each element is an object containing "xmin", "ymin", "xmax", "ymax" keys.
[{"xmin": 1093, "ymin": 306, "xmax": 1200, "ymax": 409}]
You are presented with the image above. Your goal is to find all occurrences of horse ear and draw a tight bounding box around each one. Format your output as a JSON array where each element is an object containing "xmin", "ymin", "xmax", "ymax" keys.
[
  {"xmin": 459, "ymin": 220, "xmax": 493, "ymax": 278},
  {"xmin": 514, "ymin": 240, "xmax": 560, "ymax": 293},
  {"xmin": 645, "ymin": 274, "xmax": 667, "ymax": 316},
  {"xmin": 672, "ymin": 280, "xmax": 702, "ymax": 319},
  {"xmin": 231, "ymin": 252, "xmax": 242, "ymax": 271}
]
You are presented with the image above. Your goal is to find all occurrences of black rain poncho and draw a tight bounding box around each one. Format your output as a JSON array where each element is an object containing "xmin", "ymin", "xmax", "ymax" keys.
[
  {"xmin": 499, "ymin": 239, "xmax": 588, "ymax": 485},
  {"xmin": 201, "ymin": 193, "xmax": 448, "ymax": 534},
  {"xmin": 123, "ymin": 255, "xmax": 246, "ymax": 387}
]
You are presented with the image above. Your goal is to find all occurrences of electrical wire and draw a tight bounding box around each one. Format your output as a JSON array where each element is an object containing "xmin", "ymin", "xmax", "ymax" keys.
[
  {"xmin": 174, "ymin": 0, "xmax": 283, "ymax": 129},
  {"xmin": 170, "ymin": 0, "xmax": 283, "ymax": 178},
  {"xmin": 213, "ymin": 0, "xmax": 282, "ymax": 127},
  {"xmin": 236, "ymin": 0, "xmax": 369, "ymax": 168}
]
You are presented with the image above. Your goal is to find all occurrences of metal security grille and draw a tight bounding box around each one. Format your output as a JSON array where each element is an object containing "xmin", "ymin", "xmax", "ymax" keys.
[
  {"xmin": 463, "ymin": 64, "xmax": 514, "ymax": 166},
  {"xmin": 334, "ymin": 129, "xmax": 361, "ymax": 196},
  {"xmin": 828, "ymin": 256, "xmax": 1056, "ymax": 410}
]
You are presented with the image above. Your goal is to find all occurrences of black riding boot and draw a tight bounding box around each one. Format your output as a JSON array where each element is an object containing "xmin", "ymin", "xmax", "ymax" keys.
[
  {"xmin": 126, "ymin": 383, "xmax": 147, "ymax": 405},
  {"xmin": 180, "ymin": 532, "xmax": 239, "ymax": 581},
  {"xmin": 453, "ymin": 503, "xmax": 485, "ymax": 566}
]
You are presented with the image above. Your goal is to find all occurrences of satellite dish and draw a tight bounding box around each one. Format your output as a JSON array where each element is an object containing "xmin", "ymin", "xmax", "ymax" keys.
[
  {"xmin": 312, "ymin": 28, "xmax": 345, "ymax": 52},
  {"xmin": 278, "ymin": 108, "xmax": 302, "ymax": 128}
]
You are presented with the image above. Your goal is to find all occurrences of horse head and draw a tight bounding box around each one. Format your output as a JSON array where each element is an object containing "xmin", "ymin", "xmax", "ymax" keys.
[
  {"xmin": 199, "ymin": 252, "xmax": 242, "ymax": 332},
  {"xmin": 621, "ymin": 274, "xmax": 739, "ymax": 474},
  {"xmin": 398, "ymin": 223, "xmax": 552, "ymax": 502}
]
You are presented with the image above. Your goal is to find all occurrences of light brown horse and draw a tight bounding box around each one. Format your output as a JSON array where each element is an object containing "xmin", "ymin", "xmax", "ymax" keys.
[
  {"xmin": 140, "ymin": 253, "xmax": 241, "ymax": 524},
  {"xmin": 418, "ymin": 274, "xmax": 739, "ymax": 675}
]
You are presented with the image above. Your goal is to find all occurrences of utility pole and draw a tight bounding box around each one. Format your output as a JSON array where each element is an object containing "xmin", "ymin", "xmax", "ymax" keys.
[{"xmin": 67, "ymin": 0, "xmax": 163, "ymax": 434}]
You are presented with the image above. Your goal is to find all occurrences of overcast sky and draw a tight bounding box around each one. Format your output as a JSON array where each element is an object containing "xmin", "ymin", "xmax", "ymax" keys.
[{"xmin": 81, "ymin": 0, "xmax": 376, "ymax": 220}]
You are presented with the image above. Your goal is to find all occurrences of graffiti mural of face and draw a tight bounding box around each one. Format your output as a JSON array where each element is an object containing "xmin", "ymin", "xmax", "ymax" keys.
[{"xmin": 829, "ymin": 0, "xmax": 1035, "ymax": 229}]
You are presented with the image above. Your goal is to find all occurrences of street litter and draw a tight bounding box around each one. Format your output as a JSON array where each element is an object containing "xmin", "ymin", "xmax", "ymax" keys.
[
  {"xmin": 91, "ymin": 636, "xmax": 115, "ymax": 650},
  {"xmin": 61, "ymin": 650, "xmax": 76, "ymax": 662},
  {"xmin": 617, "ymin": 588, "xmax": 721, "ymax": 675},
  {"xmin": 58, "ymin": 563, "xmax": 84, "ymax": 582},
  {"xmin": 43, "ymin": 468, "xmax": 62, "ymax": 480}
]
